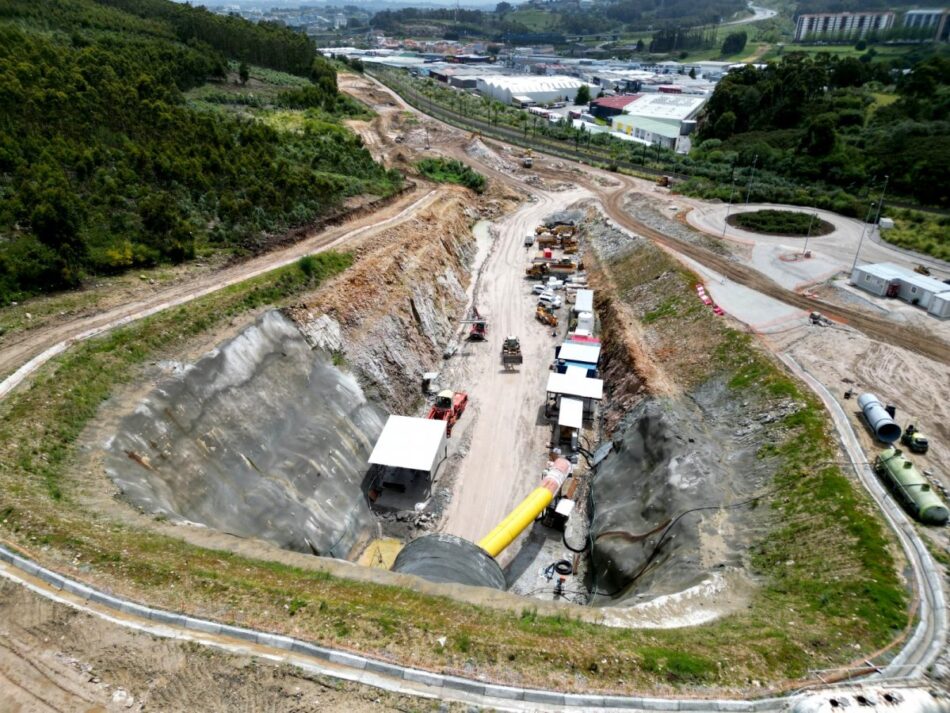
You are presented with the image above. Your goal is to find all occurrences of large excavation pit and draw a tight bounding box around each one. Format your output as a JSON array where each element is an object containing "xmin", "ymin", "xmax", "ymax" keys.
[{"xmin": 104, "ymin": 310, "xmax": 387, "ymax": 560}]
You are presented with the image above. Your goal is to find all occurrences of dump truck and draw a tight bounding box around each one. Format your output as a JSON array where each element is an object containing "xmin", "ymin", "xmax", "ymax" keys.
[
  {"xmin": 427, "ymin": 390, "xmax": 468, "ymax": 437},
  {"xmin": 901, "ymin": 424, "xmax": 930, "ymax": 454},
  {"xmin": 656, "ymin": 175, "xmax": 673, "ymax": 188},
  {"xmin": 501, "ymin": 336, "xmax": 523, "ymax": 369},
  {"xmin": 526, "ymin": 260, "xmax": 578, "ymax": 279},
  {"xmin": 521, "ymin": 150, "xmax": 533, "ymax": 168}
]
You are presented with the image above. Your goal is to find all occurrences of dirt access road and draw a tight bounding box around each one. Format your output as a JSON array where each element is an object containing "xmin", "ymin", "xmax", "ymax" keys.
[
  {"xmin": 0, "ymin": 184, "xmax": 441, "ymax": 399},
  {"xmin": 440, "ymin": 188, "xmax": 588, "ymax": 556}
]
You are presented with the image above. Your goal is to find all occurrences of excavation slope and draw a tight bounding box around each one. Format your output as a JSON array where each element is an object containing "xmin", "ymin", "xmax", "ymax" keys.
[{"xmin": 105, "ymin": 310, "xmax": 385, "ymax": 558}]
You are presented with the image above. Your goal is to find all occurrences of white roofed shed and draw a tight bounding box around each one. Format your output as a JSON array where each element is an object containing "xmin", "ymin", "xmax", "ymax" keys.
[{"xmin": 369, "ymin": 415, "xmax": 448, "ymax": 475}]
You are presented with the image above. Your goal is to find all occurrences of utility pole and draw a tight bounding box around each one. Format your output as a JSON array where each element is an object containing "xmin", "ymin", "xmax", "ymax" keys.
[
  {"xmin": 801, "ymin": 212, "xmax": 817, "ymax": 255},
  {"xmin": 722, "ymin": 174, "xmax": 738, "ymax": 238},
  {"xmin": 745, "ymin": 154, "xmax": 758, "ymax": 204},
  {"xmin": 850, "ymin": 200, "xmax": 877, "ymax": 274}
]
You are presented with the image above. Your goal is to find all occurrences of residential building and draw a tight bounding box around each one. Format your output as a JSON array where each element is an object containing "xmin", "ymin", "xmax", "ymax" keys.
[
  {"xmin": 903, "ymin": 8, "xmax": 950, "ymax": 41},
  {"xmin": 794, "ymin": 11, "xmax": 895, "ymax": 41}
]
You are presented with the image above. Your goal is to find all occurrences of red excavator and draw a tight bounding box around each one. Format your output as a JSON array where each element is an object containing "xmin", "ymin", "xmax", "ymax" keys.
[{"xmin": 427, "ymin": 389, "xmax": 468, "ymax": 437}]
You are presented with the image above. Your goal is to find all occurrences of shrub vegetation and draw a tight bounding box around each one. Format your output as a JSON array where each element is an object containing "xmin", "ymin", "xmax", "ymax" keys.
[
  {"xmin": 729, "ymin": 210, "xmax": 835, "ymax": 237},
  {"xmin": 416, "ymin": 158, "xmax": 486, "ymax": 193},
  {"xmin": 0, "ymin": 0, "xmax": 400, "ymax": 304}
]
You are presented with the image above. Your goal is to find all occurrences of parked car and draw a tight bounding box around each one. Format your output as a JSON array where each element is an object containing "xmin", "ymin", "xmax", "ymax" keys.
[
  {"xmin": 532, "ymin": 283, "xmax": 547, "ymax": 295},
  {"xmin": 538, "ymin": 291, "xmax": 562, "ymax": 309}
]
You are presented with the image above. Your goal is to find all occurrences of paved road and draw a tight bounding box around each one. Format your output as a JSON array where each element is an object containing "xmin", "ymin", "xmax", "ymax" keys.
[
  {"xmin": 724, "ymin": 2, "xmax": 778, "ymax": 25},
  {"xmin": 686, "ymin": 201, "xmax": 950, "ymax": 280}
]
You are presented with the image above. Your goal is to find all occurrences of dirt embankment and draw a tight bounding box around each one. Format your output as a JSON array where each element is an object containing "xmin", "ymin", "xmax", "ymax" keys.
[{"xmin": 287, "ymin": 189, "xmax": 495, "ymax": 414}]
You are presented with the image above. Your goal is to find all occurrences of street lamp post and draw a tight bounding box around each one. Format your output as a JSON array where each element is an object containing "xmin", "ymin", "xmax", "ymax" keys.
[
  {"xmin": 872, "ymin": 174, "xmax": 889, "ymax": 236},
  {"xmin": 745, "ymin": 154, "xmax": 758, "ymax": 205},
  {"xmin": 850, "ymin": 200, "xmax": 877, "ymax": 274},
  {"xmin": 802, "ymin": 212, "xmax": 818, "ymax": 255},
  {"xmin": 722, "ymin": 175, "xmax": 738, "ymax": 238}
]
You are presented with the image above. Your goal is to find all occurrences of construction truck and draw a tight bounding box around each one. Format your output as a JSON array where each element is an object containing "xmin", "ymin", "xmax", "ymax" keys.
[
  {"xmin": 551, "ymin": 224, "xmax": 575, "ymax": 238},
  {"xmin": 466, "ymin": 307, "xmax": 487, "ymax": 341},
  {"xmin": 901, "ymin": 424, "xmax": 930, "ymax": 454},
  {"xmin": 427, "ymin": 390, "xmax": 468, "ymax": 437},
  {"xmin": 526, "ymin": 260, "xmax": 577, "ymax": 279},
  {"xmin": 656, "ymin": 175, "xmax": 673, "ymax": 188},
  {"xmin": 521, "ymin": 149, "xmax": 533, "ymax": 168},
  {"xmin": 536, "ymin": 304, "xmax": 558, "ymax": 327},
  {"xmin": 501, "ymin": 336, "xmax": 523, "ymax": 369}
]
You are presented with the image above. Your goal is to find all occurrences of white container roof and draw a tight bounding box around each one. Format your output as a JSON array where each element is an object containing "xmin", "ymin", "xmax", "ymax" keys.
[
  {"xmin": 573, "ymin": 288, "xmax": 594, "ymax": 313},
  {"xmin": 558, "ymin": 397, "xmax": 584, "ymax": 429},
  {"xmin": 558, "ymin": 342, "xmax": 601, "ymax": 364},
  {"xmin": 368, "ymin": 415, "xmax": 446, "ymax": 472},
  {"xmin": 622, "ymin": 92, "xmax": 706, "ymax": 121},
  {"xmin": 857, "ymin": 262, "xmax": 950, "ymax": 294},
  {"xmin": 546, "ymin": 372, "xmax": 604, "ymax": 400}
]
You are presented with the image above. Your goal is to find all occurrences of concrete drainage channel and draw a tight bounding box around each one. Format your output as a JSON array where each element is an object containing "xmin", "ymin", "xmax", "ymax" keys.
[{"xmin": 0, "ymin": 541, "xmax": 946, "ymax": 712}]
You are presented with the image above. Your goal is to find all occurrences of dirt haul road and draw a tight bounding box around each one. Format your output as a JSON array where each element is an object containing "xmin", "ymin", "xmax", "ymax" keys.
[
  {"xmin": 440, "ymin": 187, "xmax": 588, "ymax": 557},
  {"xmin": 0, "ymin": 184, "xmax": 440, "ymax": 396},
  {"xmin": 355, "ymin": 73, "xmax": 949, "ymax": 367}
]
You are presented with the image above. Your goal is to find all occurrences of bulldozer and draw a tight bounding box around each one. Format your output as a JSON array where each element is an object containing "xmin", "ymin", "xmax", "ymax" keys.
[
  {"xmin": 501, "ymin": 336, "xmax": 523, "ymax": 369},
  {"xmin": 536, "ymin": 304, "xmax": 558, "ymax": 327}
]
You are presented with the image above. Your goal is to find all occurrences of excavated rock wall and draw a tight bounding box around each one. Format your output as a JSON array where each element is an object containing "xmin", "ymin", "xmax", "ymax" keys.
[
  {"xmin": 289, "ymin": 194, "xmax": 478, "ymax": 413},
  {"xmin": 584, "ymin": 216, "xmax": 785, "ymax": 606},
  {"xmin": 104, "ymin": 194, "xmax": 482, "ymax": 561},
  {"xmin": 104, "ymin": 310, "xmax": 386, "ymax": 559}
]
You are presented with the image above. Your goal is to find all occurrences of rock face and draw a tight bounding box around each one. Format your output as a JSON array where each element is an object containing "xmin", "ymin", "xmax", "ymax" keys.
[
  {"xmin": 589, "ymin": 387, "xmax": 773, "ymax": 605},
  {"xmin": 290, "ymin": 195, "xmax": 477, "ymax": 413},
  {"xmin": 104, "ymin": 310, "xmax": 386, "ymax": 559}
]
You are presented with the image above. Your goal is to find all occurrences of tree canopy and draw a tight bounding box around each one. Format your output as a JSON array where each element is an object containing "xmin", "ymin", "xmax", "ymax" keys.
[{"xmin": 0, "ymin": 0, "xmax": 400, "ymax": 303}]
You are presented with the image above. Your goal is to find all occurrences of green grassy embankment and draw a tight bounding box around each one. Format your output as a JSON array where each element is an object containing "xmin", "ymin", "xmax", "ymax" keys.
[
  {"xmin": 879, "ymin": 210, "xmax": 950, "ymax": 261},
  {"xmin": 416, "ymin": 158, "xmax": 486, "ymax": 194}
]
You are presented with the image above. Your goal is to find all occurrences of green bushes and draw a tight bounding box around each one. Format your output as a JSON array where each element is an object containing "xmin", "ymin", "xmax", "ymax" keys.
[
  {"xmin": 730, "ymin": 210, "xmax": 834, "ymax": 236},
  {"xmin": 416, "ymin": 158, "xmax": 486, "ymax": 193},
  {"xmin": 880, "ymin": 210, "xmax": 950, "ymax": 261}
]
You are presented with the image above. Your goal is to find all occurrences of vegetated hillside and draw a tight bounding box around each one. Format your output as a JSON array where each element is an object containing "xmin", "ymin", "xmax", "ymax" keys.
[
  {"xmin": 369, "ymin": 0, "xmax": 746, "ymax": 40},
  {"xmin": 691, "ymin": 53, "xmax": 950, "ymax": 209},
  {"xmin": 0, "ymin": 0, "xmax": 401, "ymax": 304}
]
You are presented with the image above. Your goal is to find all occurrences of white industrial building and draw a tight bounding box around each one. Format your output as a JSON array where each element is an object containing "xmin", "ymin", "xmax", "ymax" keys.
[
  {"xmin": 367, "ymin": 415, "xmax": 448, "ymax": 502},
  {"xmin": 475, "ymin": 75, "xmax": 587, "ymax": 106},
  {"xmin": 794, "ymin": 11, "xmax": 895, "ymax": 41},
  {"xmin": 851, "ymin": 263, "xmax": 950, "ymax": 318},
  {"xmin": 610, "ymin": 93, "xmax": 706, "ymax": 153}
]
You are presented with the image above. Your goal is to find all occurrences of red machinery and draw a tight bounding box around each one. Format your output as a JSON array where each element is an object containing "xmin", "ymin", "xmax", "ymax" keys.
[{"xmin": 427, "ymin": 390, "xmax": 468, "ymax": 437}]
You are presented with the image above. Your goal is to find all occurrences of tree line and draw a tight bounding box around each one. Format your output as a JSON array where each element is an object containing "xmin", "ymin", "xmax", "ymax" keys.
[
  {"xmin": 0, "ymin": 0, "xmax": 400, "ymax": 304},
  {"xmin": 696, "ymin": 53, "xmax": 949, "ymax": 208}
]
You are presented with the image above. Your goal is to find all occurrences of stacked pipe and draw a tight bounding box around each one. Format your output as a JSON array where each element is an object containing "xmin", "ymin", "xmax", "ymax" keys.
[{"xmin": 858, "ymin": 393, "xmax": 902, "ymax": 443}]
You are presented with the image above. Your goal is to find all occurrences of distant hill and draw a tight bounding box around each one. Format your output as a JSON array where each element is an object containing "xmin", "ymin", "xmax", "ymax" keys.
[{"xmin": 0, "ymin": 0, "xmax": 400, "ymax": 303}]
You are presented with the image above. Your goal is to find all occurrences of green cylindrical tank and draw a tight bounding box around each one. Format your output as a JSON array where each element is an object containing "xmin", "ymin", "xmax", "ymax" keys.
[{"xmin": 875, "ymin": 448, "xmax": 949, "ymax": 526}]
